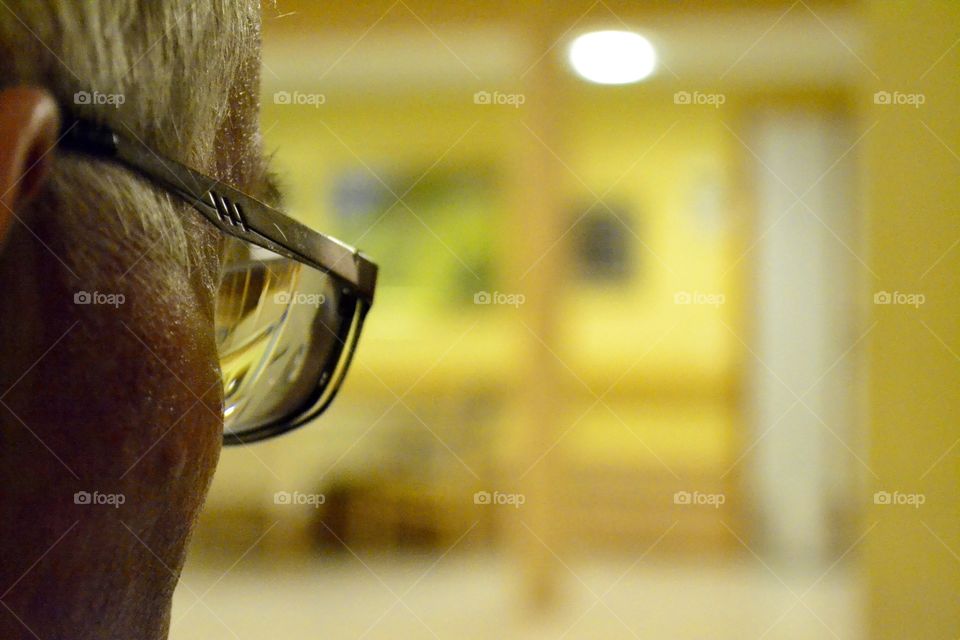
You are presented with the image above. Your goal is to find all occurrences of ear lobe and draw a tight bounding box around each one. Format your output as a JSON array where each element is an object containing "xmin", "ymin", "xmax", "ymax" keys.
[{"xmin": 0, "ymin": 87, "xmax": 60, "ymax": 247}]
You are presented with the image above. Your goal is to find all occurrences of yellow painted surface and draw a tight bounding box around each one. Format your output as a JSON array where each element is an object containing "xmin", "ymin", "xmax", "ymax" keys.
[
  {"xmin": 254, "ymin": 88, "xmax": 740, "ymax": 470},
  {"xmin": 862, "ymin": 1, "xmax": 960, "ymax": 637}
]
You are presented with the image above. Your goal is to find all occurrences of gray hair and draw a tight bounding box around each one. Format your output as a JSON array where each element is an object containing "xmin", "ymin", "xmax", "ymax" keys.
[{"xmin": 0, "ymin": 0, "xmax": 260, "ymax": 287}]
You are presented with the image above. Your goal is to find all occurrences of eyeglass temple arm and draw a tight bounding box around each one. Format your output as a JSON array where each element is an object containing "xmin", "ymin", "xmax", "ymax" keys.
[{"xmin": 59, "ymin": 118, "xmax": 378, "ymax": 304}]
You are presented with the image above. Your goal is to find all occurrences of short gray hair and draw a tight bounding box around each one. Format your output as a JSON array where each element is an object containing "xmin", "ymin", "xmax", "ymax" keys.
[{"xmin": 0, "ymin": 0, "xmax": 260, "ymax": 285}]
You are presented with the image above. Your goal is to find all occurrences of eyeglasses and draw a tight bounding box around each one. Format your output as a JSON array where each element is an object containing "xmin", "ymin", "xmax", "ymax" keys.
[{"xmin": 58, "ymin": 116, "xmax": 377, "ymax": 445}]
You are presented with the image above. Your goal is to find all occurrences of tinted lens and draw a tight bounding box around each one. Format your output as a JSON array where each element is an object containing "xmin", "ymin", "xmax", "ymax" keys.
[{"xmin": 215, "ymin": 238, "xmax": 356, "ymax": 439}]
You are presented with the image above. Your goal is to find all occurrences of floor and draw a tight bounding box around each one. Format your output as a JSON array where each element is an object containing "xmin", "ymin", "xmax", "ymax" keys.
[{"xmin": 169, "ymin": 554, "xmax": 862, "ymax": 640}]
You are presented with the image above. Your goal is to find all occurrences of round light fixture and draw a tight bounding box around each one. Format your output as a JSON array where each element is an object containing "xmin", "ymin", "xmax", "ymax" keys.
[{"xmin": 568, "ymin": 30, "xmax": 656, "ymax": 85}]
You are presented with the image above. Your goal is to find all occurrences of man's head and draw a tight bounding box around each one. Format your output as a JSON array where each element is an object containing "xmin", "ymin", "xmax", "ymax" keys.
[{"xmin": 0, "ymin": 2, "xmax": 262, "ymax": 638}]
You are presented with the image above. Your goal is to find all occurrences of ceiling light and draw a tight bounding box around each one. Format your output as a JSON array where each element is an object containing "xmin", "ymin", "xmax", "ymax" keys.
[{"xmin": 568, "ymin": 30, "xmax": 656, "ymax": 85}]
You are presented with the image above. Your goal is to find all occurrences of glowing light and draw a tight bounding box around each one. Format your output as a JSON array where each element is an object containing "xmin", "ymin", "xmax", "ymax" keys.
[{"xmin": 568, "ymin": 30, "xmax": 656, "ymax": 85}]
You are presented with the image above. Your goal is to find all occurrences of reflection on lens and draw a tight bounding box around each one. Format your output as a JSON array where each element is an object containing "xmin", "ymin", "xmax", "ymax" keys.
[{"xmin": 215, "ymin": 239, "xmax": 347, "ymax": 437}]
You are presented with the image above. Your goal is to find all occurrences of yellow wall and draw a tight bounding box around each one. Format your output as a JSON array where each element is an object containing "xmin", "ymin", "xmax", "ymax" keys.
[
  {"xmin": 863, "ymin": 1, "xmax": 960, "ymax": 636},
  {"xmin": 258, "ymin": 85, "xmax": 741, "ymax": 474}
]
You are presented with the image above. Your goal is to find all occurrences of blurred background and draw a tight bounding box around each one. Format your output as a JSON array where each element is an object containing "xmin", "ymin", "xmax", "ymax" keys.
[{"xmin": 172, "ymin": 1, "xmax": 959, "ymax": 638}]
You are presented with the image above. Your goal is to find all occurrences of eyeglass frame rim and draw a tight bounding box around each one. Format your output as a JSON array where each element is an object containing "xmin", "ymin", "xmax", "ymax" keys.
[{"xmin": 222, "ymin": 293, "xmax": 370, "ymax": 445}]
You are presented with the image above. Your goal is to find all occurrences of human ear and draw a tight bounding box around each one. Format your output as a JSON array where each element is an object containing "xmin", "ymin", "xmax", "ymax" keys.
[{"xmin": 0, "ymin": 86, "xmax": 60, "ymax": 248}]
